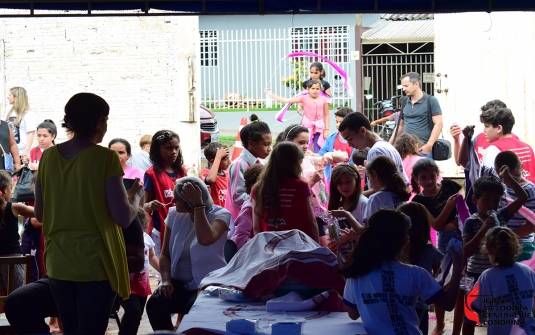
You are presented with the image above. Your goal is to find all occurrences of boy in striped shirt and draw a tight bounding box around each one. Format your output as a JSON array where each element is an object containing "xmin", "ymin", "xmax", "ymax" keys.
[
  {"xmin": 495, "ymin": 150, "xmax": 535, "ymax": 261},
  {"xmin": 461, "ymin": 169, "xmax": 527, "ymax": 335}
]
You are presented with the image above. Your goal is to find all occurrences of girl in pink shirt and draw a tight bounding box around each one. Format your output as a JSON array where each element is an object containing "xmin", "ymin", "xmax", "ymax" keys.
[{"xmin": 266, "ymin": 80, "xmax": 330, "ymax": 153}]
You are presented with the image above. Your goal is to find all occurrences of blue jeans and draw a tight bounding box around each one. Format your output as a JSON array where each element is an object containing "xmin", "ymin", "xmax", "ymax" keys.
[
  {"xmin": 49, "ymin": 278, "xmax": 116, "ymax": 335},
  {"xmin": 419, "ymin": 150, "xmax": 433, "ymax": 159}
]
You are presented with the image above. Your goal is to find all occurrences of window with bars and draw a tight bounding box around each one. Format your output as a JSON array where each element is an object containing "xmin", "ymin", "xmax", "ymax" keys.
[
  {"xmin": 290, "ymin": 26, "xmax": 349, "ymax": 63},
  {"xmin": 200, "ymin": 30, "xmax": 218, "ymax": 67}
]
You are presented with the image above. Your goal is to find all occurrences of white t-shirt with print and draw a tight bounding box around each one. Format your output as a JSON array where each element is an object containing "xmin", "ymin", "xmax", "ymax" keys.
[
  {"xmin": 363, "ymin": 190, "xmax": 405, "ymax": 223},
  {"xmin": 8, "ymin": 110, "xmax": 36, "ymax": 153},
  {"xmin": 472, "ymin": 263, "xmax": 535, "ymax": 335},
  {"xmin": 343, "ymin": 261, "xmax": 444, "ymax": 335}
]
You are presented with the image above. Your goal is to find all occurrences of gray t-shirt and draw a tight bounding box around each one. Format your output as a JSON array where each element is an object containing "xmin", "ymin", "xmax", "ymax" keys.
[{"xmin": 401, "ymin": 93, "xmax": 442, "ymax": 144}]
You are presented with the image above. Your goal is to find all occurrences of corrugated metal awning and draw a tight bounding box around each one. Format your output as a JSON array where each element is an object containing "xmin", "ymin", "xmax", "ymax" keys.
[{"xmin": 362, "ymin": 16, "xmax": 434, "ymax": 43}]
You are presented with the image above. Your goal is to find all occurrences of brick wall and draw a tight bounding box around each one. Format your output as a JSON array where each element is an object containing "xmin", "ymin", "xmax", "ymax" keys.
[{"xmin": 0, "ymin": 15, "xmax": 201, "ymax": 167}]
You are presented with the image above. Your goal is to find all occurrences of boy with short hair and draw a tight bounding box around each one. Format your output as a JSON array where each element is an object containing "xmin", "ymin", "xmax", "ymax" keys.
[
  {"xmin": 202, "ymin": 143, "xmax": 230, "ymax": 207},
  {"xmin": 462, "ymin": 168, "xmax": 528, "ymax": 334},
  {"xmin": 339, "ymin": 112, "xmax": 409, "ymax": 196},
  {"xmin": 318, "ymin": 107, "xmax": 355, "ymax": 180},
  {"xmin": 495, "ymin": 150, "xmax": 535, "ymax": 261},
  {"xmin": 479, "ymin": 106, "xmax": 535, "ymax": 182},
  {"xmin": 450, "ymin": 99, "xmax": 508, "ymax": 213}
]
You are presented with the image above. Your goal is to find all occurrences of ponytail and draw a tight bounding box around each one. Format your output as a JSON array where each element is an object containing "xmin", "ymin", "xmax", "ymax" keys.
[
  {"xmin": 366, "ymin": 156, "xmax": 410, "ymax": 201},
  {"xmin": 481, "ymin": 226, "xmax": 520, "ymax": 268}
]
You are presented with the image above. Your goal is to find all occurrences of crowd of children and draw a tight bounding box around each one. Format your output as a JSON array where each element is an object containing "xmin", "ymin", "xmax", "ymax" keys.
[{"xmin": 2, "ymin": 81, "xmax": 535, "ymax": 335}]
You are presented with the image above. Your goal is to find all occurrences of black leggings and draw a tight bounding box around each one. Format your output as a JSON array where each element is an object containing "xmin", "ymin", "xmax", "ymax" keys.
[
  {"xmin": 120, "ymin": 293, "xmax": 148, "ymax": 335},
  {"xmin": 4, "ymin": 277, "xmax": 59, "ymax": 334},
  {"xmin": 146, "ymin": 278, "xmax": 198, "ymax": 331}
]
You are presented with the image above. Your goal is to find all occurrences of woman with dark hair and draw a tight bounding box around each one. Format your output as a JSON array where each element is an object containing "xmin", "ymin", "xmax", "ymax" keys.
[
  {"xmin": 146, "ymin": 176, "xmax": 231, "ymax": 331},
  {"xmin": 108, "ymin": 138, "xmax": 144, "ymax": 181},
  {"xmin": 34, "ymin": 92, "xmax": 143, "ymax": 335}
]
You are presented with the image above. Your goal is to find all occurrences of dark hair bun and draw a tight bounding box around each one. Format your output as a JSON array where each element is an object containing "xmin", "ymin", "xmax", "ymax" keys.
[{"xmin": 250, "ymin": 114, "xmax": 259, "ymax": 122}]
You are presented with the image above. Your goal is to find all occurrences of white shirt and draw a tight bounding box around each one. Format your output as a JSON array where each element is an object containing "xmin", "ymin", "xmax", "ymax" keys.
[
  {"xmin": 363, "ymin": 190, "xmax": 405, "ymax": 223},
  {"xmin": 343, "ymin": 261, "xmax": 444, "ymax": 335},
  {"xmin": 8, "ymin": 110, "xmax": 36, "ymax": 153},
  {"xmin": 165, "ymin": 206, "xmax": 231, "ymax": 290},
  {"xmin": 472, "ymin": 263, "xmax": 535, "ymax": 335}
]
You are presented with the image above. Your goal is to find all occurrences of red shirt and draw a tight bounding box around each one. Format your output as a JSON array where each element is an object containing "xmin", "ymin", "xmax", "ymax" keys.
[
  {"xmin": 252, "ymin": 177, "xmax": 314, "ymax": 238},
  {"xmin": 487, "ymin": 137, "xmax": 535, "ymax": 183},
  {"xmin": 201, "ymin": 168, "xmax": 228, "ymax": 208},
  {"xmin": 29, "ymin": 147, "xmax": 44, "ymax": 163},
  {"xmin": 332, "ymin": 135, "xmax": 351, "ymax": 168}
]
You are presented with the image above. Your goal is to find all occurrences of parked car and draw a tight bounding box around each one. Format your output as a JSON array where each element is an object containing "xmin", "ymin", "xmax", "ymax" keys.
[{"xmin": 200, "ymin": 105, "xmax": 220, "ymax": 148}]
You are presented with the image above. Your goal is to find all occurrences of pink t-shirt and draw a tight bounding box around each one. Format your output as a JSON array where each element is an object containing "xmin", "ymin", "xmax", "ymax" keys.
[
  {"xmin": 124, "ymin": 165, "xmax": 144, "ymax": 181},
  {"xmin": 301, "ymin": 95, "xmax": 328, "ymax": 121}
]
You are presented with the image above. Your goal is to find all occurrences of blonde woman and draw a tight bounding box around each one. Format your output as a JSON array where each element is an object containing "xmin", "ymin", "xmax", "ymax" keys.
[{"xmin": 6, "ymin": 87, "xmax": 36, "ymax": 159}]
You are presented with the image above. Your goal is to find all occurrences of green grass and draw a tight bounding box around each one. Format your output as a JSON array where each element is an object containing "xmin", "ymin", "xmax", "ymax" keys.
[
  {"xmin": 218, "ymin": 135, "xmax": 236, "ymax": 147},
  {"xmin": 212, "ymin": 107, "xmax": 288, "ymax": 112},
  {"xmin": 212, "ymin": 104, "xmax": 348, "ymax": 113}
]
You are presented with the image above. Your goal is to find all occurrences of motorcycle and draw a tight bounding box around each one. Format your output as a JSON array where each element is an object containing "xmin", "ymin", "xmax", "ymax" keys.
[{"xmin": 365, "ymin": 86, "xmax": 403, "ymax": 141}]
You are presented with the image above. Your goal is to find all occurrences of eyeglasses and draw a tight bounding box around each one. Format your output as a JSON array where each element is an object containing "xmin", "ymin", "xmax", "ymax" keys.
[{"xmin": 156, "ymin": 131, "xmax": 174, "ymax": 142}]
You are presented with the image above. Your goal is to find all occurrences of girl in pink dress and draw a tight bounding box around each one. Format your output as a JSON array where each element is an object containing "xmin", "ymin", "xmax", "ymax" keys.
[{"xmin": 266, "ymin": 80, "xmax": 330, "ymax": 153}]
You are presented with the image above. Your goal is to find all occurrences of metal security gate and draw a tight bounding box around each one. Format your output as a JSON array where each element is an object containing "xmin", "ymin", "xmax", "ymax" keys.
[
  {"xmin": 200, "ymin": 26, "xmax": 351, "ymax": 110},
  {"xmin": 361, "ymin": 42, "xmax": 434, "ymax": 121}
]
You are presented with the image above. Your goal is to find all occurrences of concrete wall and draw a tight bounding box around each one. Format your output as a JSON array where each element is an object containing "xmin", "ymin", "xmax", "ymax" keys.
[
  {"xmin": 434, "ymin": 12, "xmax": 535, "ymax": 176},
  {"xmin": 0, "ymin": 15, "xmax": 201, "ymax": 167}
]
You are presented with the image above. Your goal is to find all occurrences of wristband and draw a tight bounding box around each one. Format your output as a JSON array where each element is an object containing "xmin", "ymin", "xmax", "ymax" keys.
[{"xmin": 193, "ymin": 204, "xmax": 206, "ymax": 210}]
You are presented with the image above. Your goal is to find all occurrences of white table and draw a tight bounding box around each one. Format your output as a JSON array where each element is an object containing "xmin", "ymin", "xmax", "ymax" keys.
[{"xmin": 178, "ymin": 294, "xmax": 368, "ymax": 334}]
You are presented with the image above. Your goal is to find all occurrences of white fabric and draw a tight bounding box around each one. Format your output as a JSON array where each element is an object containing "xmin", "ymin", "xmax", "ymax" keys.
[
  {"xmin": 472, "ymin": 263, "xmax": 535, "ymax": 335},
  {"xmin": 480, "ymin": 145, "xmax": 501, "ymax": 178},
  {"xmin": 165, "ymin": 206, "xmax": 231, "ymax": 290},
  {"xmin": 351, "ymin": 195, "xmax": 369, "ymax": 224},
  {"xmin": 343, "ymin": 261, "xmax": 444, "ymax": 335},
  {"xmin": 266, "ymin": 291, "xmax": 329, "ymax": 312},
  {"xmin": 363, "ymin": 190, "xmax": 405, "ymax": 223},
  {"xmin": 367, "ymin": 140, "xmax": 409, "ymax": 184},
  {"xmin": 178, "ymin": 293, "xmax": 369, "ymax": 334},
  {"xmin": 199, "ymin": 230, "xmax": 338, "ymax": 292},
  {"xmin": 10, "ymin": 110, "xmax": 36, "ymax": 152}
]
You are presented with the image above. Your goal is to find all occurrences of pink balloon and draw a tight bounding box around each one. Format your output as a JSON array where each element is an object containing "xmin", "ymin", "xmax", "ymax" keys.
[{"xmin": 286, "ymin": 51, "xmax": 354, "ymax": 97}]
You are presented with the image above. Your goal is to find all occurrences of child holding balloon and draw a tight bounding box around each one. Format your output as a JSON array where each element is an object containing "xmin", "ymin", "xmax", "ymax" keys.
[{"xmin": 494, "ymin": 150, "xmax": 535, "ymax": 261}]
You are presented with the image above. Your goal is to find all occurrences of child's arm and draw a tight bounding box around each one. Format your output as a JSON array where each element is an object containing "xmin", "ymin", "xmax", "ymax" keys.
[
  {"xmin": 252, "ymin": 199, "xmax": 262, "ymax": 236},
  {"xmin": 463, "ymin": 216, "xmax": 495, "ymax": 257},
  {"xmin": 330, "ymin": 210, "xmax": 365, "ymax": 235},
  {"xmin": 264, "ymin": 90, "xmax": 302, "ymax": 104},
  {"xmin": 323, "ymin": 102, "xmax": 330, "ymax": 140},
  {"xmin": 513, "ymin": 221, "xmax": 535, "ymax": 238},
  {"xmin": 370, "ymin": 116, "xmax": 390, "ymax": 127},
  {"xmin": 499, "ymin": 165, "xmax": 529, "ymax": 217},
  {"xmin": 430, "ymin": 194, "xmax": 458, "ymax": 231},
  {"xmin": 156, "ymin": 225, "xmax": 173, "ymax": 298},
  {"xmin": 11, "ymin": 203, "xmax": 34, "ymax": 218},
  {"xmin": 205, "ymin": 147, "xmax": 229, "ymax": 185},
  {"xmin": 306, "ymin": 196, "xmax": 320, "ymax": 243},
  {"xmin": 148, "ymin": 247, "xmax": 160, "ymax": 273},
  {"xmin": 458, "ymin": 125, "xmax": 474, "ymax": 167}
]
